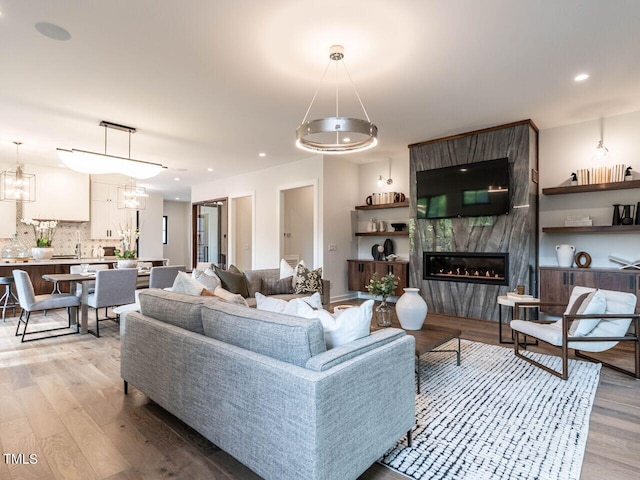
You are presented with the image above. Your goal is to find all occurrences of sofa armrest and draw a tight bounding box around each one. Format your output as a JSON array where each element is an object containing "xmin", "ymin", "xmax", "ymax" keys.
[{"xmin": 305, "ymin": 328, "xmax": 407, "ymax": 371}]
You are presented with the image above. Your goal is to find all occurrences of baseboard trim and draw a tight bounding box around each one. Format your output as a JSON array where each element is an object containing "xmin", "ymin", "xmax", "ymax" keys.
[{"xmin": 330, "ymin": 293, "xmax": 359, "ymax": 303}]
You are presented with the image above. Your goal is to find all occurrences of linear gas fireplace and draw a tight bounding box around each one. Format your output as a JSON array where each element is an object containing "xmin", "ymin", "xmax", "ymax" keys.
[{"xmin": 423, "ymin": 252, "xmax": 509, "ymax": 286}]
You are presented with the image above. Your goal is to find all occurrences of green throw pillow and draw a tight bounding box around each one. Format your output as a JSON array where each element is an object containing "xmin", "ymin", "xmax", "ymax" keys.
[
  {"xmin": 294, "ymin": 265, "xmax": 323, "ymax": 295},
  {"xmin": 214, "ymin": 265, "xmax": 249, "ymax": 298}
]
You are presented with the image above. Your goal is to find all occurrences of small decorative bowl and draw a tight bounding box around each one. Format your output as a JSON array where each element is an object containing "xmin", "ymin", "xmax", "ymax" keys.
[{"xmin": 391, "ymin": 223, "xmax": 406, "ymax": 232}]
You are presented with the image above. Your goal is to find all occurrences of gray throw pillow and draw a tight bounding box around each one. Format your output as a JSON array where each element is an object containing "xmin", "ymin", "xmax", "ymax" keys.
[
  {"xmin": 262, "ymin": 275, "xmax": 294, "ymax": 295},
  {"xmin": 214, "ymin": 265, "xmax": 250, "ymax": 298}
]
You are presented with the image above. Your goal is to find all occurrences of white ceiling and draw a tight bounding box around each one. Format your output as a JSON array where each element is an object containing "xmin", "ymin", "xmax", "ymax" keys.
[{"xmin": 2, "ymin": 0, "xmax": 640, "ymax": 201}]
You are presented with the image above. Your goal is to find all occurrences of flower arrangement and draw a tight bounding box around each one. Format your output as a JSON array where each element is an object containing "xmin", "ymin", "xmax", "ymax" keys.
[
  {"xmin": 366, "ymin": 272, "xmax": 398, "ymax": 300},
  {"xmin": 115, "ymin": 223, "xmax": 139, "ymax": 259},
  {"xmin": 21, "ymin": 218, "xmax": 58, "ymax": 247}
]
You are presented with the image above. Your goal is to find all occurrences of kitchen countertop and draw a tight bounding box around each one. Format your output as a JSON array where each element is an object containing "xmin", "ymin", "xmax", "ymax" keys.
[{"xmin": 0, "ymin": 257, "xmax": 167, "ymax": 266}]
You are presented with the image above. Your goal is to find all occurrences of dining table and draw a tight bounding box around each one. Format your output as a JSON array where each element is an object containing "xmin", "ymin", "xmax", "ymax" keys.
[{"xmin": 42, "ymin": 269, "xmax": 150, "ymax": 334}]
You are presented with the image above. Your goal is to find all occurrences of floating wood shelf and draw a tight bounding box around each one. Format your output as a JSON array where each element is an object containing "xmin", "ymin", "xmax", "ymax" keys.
[
  {"xmin": 542, "ymin": 179, "xmax": 640, "ymax": 195},
  {"xmin": 355, "ymin": 201, "xmax": 409, "ymax": 210},
  {"xmin": 542, "ymin": 225, "xmax": 640, "ymax": 233},
  {"xmin": 355, "ymin": 231, "xmax": 409, "ymax": 236}
]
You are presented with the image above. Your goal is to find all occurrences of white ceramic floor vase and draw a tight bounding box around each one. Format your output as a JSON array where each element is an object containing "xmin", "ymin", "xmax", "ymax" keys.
[
  {"xmin": 396, "ymin": 288, "xmax": 428, "ymax": 330},
  {"xmin": 556, "ymin": 244, "xmax": 575, "ymax": 267}
]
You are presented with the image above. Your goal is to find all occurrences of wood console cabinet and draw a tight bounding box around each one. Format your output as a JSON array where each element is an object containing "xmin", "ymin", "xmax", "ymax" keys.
[
  {"xmin": 347, "ymin": 260, "xmax": 409, "ymax": 296},
  {"xmin": 540, "ymin": 267, "xmax": 639, "ymax": 314}
]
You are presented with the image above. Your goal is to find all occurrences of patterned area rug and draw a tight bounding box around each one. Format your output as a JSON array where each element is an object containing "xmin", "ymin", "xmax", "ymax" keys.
[{"xmin": 381, "ymin": 340, "xmax": 601, "ymax": 480}]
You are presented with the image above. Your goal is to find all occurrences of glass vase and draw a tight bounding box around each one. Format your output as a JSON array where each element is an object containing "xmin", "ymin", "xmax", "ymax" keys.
[
  {"xmin": 1, "ymin": 234, "xmax": 30, "ymax": 260},
  {"xmin": 375, "ymin": 299, "xmax": 392, "ymax": 327}
]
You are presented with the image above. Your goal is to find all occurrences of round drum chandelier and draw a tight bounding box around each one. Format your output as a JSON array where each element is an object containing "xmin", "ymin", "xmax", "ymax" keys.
[{"xmin": 296, "ymin": 45, "xmax": 378, "ymax": 155}]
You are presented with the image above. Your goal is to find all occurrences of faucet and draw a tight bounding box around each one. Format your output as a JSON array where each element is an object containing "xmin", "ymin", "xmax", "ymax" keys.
[{"xmin": 75, "ymin": 243, "xmax": 82, "ymax": 260}]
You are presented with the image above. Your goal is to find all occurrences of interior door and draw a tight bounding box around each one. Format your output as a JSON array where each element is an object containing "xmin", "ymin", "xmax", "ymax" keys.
[{"xmin": 192, "ymin": 199, "xmax": 227, "ymax": 268}]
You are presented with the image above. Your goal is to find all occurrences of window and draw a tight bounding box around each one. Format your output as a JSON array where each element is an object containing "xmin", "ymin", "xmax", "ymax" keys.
[{"xmin": 162, "ymin": 216, "xmax": 168, "ymax": 244}]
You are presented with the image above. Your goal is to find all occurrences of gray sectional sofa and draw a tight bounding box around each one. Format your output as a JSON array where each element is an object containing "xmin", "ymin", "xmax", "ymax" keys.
[
  {"xmin": 121, "ymin": 289, "xmax": 415, "ymax": 480},
  {"xmin": 243, "ymin": 268, "xmax": 331, "ymax": 308}
]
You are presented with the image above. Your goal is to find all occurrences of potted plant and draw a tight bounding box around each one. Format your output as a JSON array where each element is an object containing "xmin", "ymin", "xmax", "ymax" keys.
[
  {"xmin": 115, "ymin": 223, "xmax": 139, "ymax": 268},
  {"xmin": 21, "ymin": 218, "xmax": 58, "ymax": 260},
  {"xmin": 366, "ymin": 272, "xmax": 398, "ymax": 327}
]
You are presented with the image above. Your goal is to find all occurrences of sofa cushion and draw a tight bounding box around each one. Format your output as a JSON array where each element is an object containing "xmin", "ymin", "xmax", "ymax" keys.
[
  {"xmin": 214, "ymin": 265, "xmax": 250, "ymax": 298},
  {"xmin": 201, "ymin": 301, "xmax": 326, "ymax": 366},
  {"xmin": 139, "ymin": 289, "xmax": 206, "ymax": 334},
  {"xmin": 294, "ymin": 264, "xmax": 323, "ymax": 295},
  {"xmin": 262, "ymin": 275, "xmax": 294, "ymax": 295}
]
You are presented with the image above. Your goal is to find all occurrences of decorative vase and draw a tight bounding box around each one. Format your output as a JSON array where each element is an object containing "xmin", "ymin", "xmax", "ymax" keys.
[
  {"xmin": 1, "ymin": 234, "xmax": 30, "ymax": 260},
  {"xmin": 31, "ymin": 247, "xmax": 54, "ymax": 261},
  {"xmin": 375, "ymin": 299, "xmax": 392, "ymax": 327},
  {"xmin": 396, "ymin": 288, "xmax": 428, "ymax": 330},
  {"xmin": 555, "ymin": 244, "xmax": 575, "ymax": 268},
  {"xmin": 117, "ymin": 259, "xmax": 138, "ymax": 269}
]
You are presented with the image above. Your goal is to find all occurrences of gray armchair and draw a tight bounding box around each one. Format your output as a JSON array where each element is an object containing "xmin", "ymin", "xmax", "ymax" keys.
[
  {"xmin": 87, "ymin": 268, "xmax": 138, "ymax": 337},
  {"xmin": 149, "ymin": 265, "xmax": 185, "ymax": 289},
  {"xmin": 13, "ymin": 269, "xmax": 81, "ymax": 342}
]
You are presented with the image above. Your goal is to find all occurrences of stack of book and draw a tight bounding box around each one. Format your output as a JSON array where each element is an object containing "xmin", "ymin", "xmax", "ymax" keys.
[
  {"xmin": 575, "ymin": 164, "xmax": 626, "ymax": 185},
  {"xmin": 565, "ymin": 215, "xmax": 593, "ymax": 227}
]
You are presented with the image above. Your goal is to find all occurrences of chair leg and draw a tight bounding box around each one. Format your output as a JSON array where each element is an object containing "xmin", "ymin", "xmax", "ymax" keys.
[
  {"xmin": 124, "ymin": 380, "xmax": 128, "ymax": 395},
  {"xmin": 514, "ymin": 330, "xmax": 567, "ymax": 380},
  {"xmin": 407, "ymin": 429, "xmax": 412, "ymax": 447},
  {"xmin": 21, "ymin": 311, "xmax": 31, "ymax": 343},
  {"xmin": 96, "ymin": 309, "xmax": 100, "ymax": 338}
]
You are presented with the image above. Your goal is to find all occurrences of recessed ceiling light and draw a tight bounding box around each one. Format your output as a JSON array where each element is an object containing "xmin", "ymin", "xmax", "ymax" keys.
[
  {"xmin": 258, "ymin": 152, "xmax": 266, "ymax": 157},
  {"xmin": 174, "ymin": 177, "xmax": 180, "ymax": 181},
  {"xmin": 207, "ymin": 168, "xmax": 214, "ymax": 172},
  {"xmin": 574, "ymin": 73, "xmax": 590, "ymax": 82},
  {"xmin": 35, "ymin": 22, "xmax": 71, "ymax": 41},
  {"xmin": 175, "ymin": 197, "xmax": 180, "ymax": 200}
]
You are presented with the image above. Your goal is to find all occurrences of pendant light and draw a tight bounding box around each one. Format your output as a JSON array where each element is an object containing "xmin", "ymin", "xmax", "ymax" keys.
[
  {"xmin": 0, "ymin": 141, "xmax": 36, "ymax": 202},
  {"xmin": 296, "ymin": 45, "xmax": 378, "ymax": 155},
  {"xmin": 57, "ymin": 121, "xmax": 167, "ymax": 179}
]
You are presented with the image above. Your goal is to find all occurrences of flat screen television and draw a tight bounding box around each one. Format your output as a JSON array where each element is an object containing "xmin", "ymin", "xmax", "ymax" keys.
[{"xmin": 416, "ymin": 158, "xmax": 510, "ymax": 219}]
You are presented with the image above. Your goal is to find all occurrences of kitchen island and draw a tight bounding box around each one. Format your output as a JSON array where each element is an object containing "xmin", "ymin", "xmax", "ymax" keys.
[{"xmin": 0, "ymin": 257, "xmax": 166, "ymax": 295}]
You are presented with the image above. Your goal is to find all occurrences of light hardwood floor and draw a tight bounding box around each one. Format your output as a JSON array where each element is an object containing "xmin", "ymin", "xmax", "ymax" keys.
[{"xmin": 0, "ymin": 306, "xmax": 638, "ymax": 480}]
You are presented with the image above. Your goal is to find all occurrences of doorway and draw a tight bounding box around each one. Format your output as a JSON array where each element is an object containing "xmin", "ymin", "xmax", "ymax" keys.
[
  {"xmin": 280, "ymin": 184, "xmax": 315, "ymax": 267},
  {"xmin": 192, "ymin": 198, "xmax": 227, "ymax": 269}
]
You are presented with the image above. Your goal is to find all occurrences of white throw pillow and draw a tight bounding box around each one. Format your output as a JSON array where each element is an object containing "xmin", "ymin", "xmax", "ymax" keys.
[
  {"xmin": 255, "ymin": 292, "xmax": 288, "ymax": 313},
  {"xmin": 192, "ymin": 268, "xmax": 221, "ymax": 291},
  {"xmin": 171, "ymin": 271, "xmax": 205, "ymax": 296},
  {"xmin": 299, "ymin": 300, "xmax": 373, "ymax": 349},
  {"xmin": 213, "ymin": 286, "xmax": 249, "ymax": 307},
  {"xmin": 280, "ymin": 258, "xmax": 306, "ymax": 287}
]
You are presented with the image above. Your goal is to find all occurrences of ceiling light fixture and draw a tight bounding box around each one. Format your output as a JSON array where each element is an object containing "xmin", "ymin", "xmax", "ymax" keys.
[
  {"xmin": 296, "ymin": 45, "xmax": 378, "ymax": 155},
  {"xmin": 1, "ymin": 141, "xmax": 36, "ymax": 202},
  {"xmin": 57, "ymin": 121, "xmax": 166, "ymax": 179},
  {"xmin": 574, "ymin": 73, "xmax": 590, "ymax": 82},
  {"xmin": 259, "ymin": 152, "xmax": 266, "ymax": 157},
  {"xmin": 118, "ymin": 179, "xmax": 149, "ymax": 210},
  {"xmin": 377, "ymin": 158, "xmax": 394, "ymax": 187}
]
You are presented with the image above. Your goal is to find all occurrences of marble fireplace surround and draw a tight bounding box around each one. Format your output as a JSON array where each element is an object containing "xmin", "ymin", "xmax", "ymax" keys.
[{"xmin": 409, "ymin": 120, "xmax": 539, "ymax": 320}]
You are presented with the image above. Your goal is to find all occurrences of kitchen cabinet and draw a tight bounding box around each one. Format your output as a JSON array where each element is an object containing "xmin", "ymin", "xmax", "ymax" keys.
[
  {"xmin": 347, "ymin": 260, "xmax": 409, "ymax": 296},
  {"xmin": 21, "ymin": 165, "xmax": 90, "ymax": 221},
  {"xmin": 90, "ymin": 181, "xmax": 134, "ymax": 239},
  {"xmin": 539, "ymin": 267, "xmax": 639, "ymax": 314}
]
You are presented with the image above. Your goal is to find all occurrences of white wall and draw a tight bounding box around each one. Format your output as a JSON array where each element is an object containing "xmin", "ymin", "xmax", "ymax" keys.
[
  {"xmin": 163, "ymin": 200, "xmax": 191, "ymax": 268},
  {"xmin": 137, "ymin": 192, "xmax": 164, "ymax": 259},
  {"xmin": 322, "ymin": 157, "xmax": 359, "ymax": 301},
  {"xmin": 539, "ymin": 110, "xmax": 640, "ymax": 267},
  {"xmin": 356, "ymin": 157, "xmax": 411, "ymax": 261},
  {"xmin": 232, "ymin": 195, "xmax": 253, "ymax": 270},
  {"xmin": 192, "ymin": 156, "xmax": 324, "ymax": 270}
]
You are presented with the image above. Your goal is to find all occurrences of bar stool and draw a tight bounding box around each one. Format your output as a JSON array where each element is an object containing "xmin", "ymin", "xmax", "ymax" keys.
[{"xmin": 0, "ymin": 276, "xmax": 20, "ymax": 322}]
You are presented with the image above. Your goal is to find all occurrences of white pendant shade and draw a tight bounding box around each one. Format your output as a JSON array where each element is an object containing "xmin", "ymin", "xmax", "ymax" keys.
[{"xmin": 57, "ymin": 148, "xmax": 166, "ymax": 179}]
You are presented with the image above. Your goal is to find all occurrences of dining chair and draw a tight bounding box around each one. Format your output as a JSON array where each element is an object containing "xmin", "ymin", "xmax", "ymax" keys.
[
  {"xmin": 149, "ymin": 265, "xmax": 185, "ymax": 289},
  {"xmin": 69, "ymin": 264, "xmax": 109, "ymax": 296},
  {"xmin": 12, "ymin": 269, "xmax": 81, "ymax": 343},
  {"xmin": 86, "ymin": 268, "xmax": 138, "ymax": 337}
]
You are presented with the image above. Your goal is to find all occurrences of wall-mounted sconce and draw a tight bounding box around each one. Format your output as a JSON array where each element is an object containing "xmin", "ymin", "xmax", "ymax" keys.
[{"xmin": 377, "ymin": 158, "xmax": 394, "ymax": 187}]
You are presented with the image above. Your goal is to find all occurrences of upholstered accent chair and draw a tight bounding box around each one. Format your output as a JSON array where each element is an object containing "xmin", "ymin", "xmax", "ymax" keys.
[
  {"xmin": 510, "ymin": 286, "xmax": 639, "ymax": 380},
  {"xmin": 13, "ymin": 269, "xmax": 81, "ymax": 342},
  {"xmin": 86, "ymin": 268, "xmax": 138, "ymax": 337}
]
